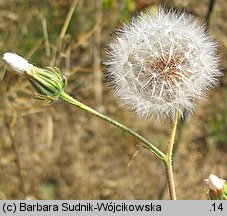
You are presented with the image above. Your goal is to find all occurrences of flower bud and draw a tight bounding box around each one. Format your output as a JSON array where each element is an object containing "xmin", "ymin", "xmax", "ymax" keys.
[
  {"xmin": 3, "ymin": 52, "xmax": 67, "ymax": 102},
  {"xmin": 204, "ymin": 174, "xmax": 227, "ymax": 200},
  {"xmin": 3, "ymin": 52, "xmax": 30, "ymax": 73},
  {"xmin": 206, "ymin": 174, "xmax": 225, "ymax": 192}
]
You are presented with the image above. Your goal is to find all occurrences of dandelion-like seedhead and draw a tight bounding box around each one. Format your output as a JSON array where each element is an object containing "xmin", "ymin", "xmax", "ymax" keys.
[{"xmin": 105, "ymin": 7, "xmax": 222, "ymax": 120}]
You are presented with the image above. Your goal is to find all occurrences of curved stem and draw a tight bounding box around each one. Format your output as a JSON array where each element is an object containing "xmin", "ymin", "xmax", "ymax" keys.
[
  {"xmin": 164, "ymin": 110, "xmax": 179, "ymax": 200},
  {"xmin": 60, "ymin": 91, "xmax": 165, "ymax": 161}
]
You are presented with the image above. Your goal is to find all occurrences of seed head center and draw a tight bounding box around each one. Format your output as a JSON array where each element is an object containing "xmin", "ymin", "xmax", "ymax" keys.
[{"xmin": 142, "ymin": 53, "xmax": 185, "ymax": 86}]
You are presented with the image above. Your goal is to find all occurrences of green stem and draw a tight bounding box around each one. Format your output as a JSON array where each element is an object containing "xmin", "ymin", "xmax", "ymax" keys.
[
  {"xmin": 164, "ymin": 109, "xmax": 179, "ymax": 200},
  {"xmin": 60, "ymin": 91, "xmax": 165, "ymax": 161}
]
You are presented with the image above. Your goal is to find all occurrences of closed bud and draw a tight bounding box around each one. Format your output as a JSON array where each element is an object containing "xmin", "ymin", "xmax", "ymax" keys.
[
  {"xmin": 204, "ymin": 174, "xmax": 227, "ymax": 200},
  {"xmin": 3, "ymin": 52, "xmax": 67, "ymax": 102}
]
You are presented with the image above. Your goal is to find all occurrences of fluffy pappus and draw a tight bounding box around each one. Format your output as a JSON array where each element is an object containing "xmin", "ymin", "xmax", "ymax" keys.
[{"xmin": 105, "ymin": 7, "xmax": 222, "ymax": 120}]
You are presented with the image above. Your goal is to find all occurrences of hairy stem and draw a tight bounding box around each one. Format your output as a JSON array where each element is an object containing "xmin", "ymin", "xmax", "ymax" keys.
[
  {"xmin": 60, "ymin": 91, "xmax": 165, "ymax": 161},
  {"xmin": 164, "ymin": 110, "xmax": 179, "ymax": 200}
]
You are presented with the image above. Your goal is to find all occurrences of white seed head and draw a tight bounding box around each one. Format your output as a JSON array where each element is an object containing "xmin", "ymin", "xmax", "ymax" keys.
[
  {"xmin": 105, "ymin": 7, "xmax": 222, "ymax": 120},
  {"xmin": 205, "ymin": 174, "xmax": 225, "ymax": 192},
  {"xmin": 3, "ymin": 52, "xmax": 30, "ymax": 73}
]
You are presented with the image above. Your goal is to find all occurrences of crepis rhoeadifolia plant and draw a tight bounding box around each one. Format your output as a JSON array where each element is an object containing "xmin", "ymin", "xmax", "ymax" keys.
[{"xmin": 3, "ymin": 6, "xmax": 226, "ymax": 200}]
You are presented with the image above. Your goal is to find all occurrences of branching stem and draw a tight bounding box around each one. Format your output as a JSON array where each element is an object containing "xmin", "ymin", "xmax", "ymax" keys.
[{"xmin": 60, "ymin": 91, "xmax": 165, "ymax": 161}]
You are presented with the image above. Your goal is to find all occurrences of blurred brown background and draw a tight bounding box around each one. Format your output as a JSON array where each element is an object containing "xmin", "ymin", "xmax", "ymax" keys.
[{"xmin": 0, "ymin": 0, "xmax": 226, "ymax": 200}]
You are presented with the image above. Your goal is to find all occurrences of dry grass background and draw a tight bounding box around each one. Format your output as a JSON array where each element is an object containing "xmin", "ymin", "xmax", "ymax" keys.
[{"xmin": 0, "ymin": 0, "xmax": 226, "ymax": 200}]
